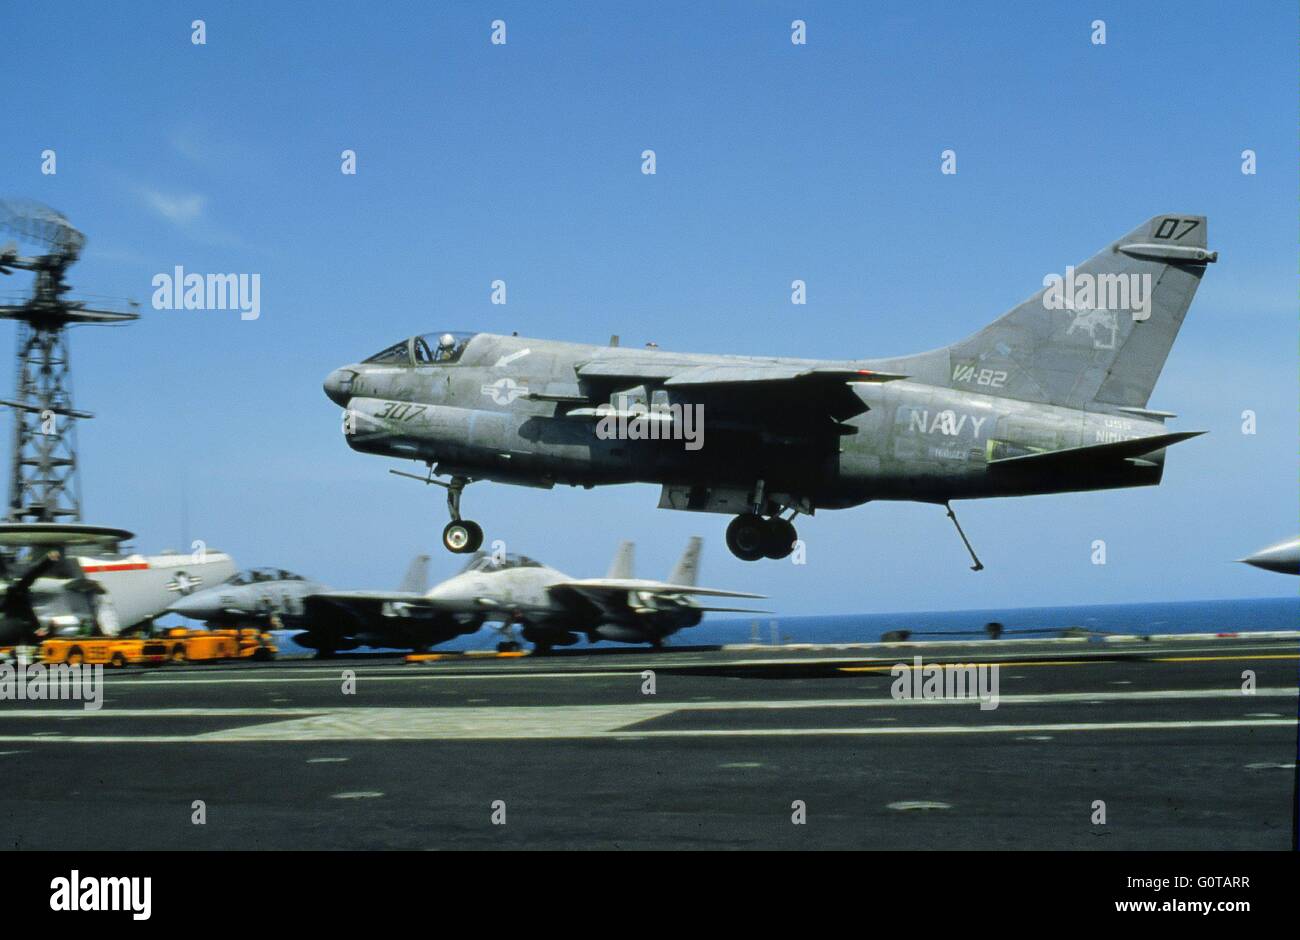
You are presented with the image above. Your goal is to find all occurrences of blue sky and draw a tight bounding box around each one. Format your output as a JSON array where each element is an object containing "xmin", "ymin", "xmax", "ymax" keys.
[{"xmin": 2, "ymin": 1, "xmax": 1295, "ymax": 615}]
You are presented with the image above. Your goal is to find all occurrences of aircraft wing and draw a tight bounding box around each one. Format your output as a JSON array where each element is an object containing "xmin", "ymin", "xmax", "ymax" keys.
[
  {"xmin": 686, "ymin": 604, "xmax": 775, "ymax": 613},
  {"xmin": 576, "ymin": 357, "xmax": 904, "ymax": 386},
  {"xmin": 305, "ymin": 591, "xmax": 547, "ymax": 620},
  {"xmin": 300, "ymin": 590, "xmax": 486, "ymax": 648},
  {"xmin": 554, "ymin": 578, "xmax": 763, "ymax": 599},
  {"xmin": 572, "ymin": 358, "xmax": 906, "ymax": 423},
  {"xmin": 302, "ymin": 591, "xmax": 452, "ymax": 628},
  {"xmin": 549, "ymin": 578, "xmax": 767, "ymax": 614},
  {"xmin": 307, "ymin": 590, "xmax": 432, "ymax": 605}
]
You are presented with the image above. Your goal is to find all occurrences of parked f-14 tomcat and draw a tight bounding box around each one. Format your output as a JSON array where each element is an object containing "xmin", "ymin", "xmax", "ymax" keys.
[
  {"xmin": 167, "ymin": 557, "xmax": 429, "ymax": 627},
  {"xmin": 293, "ymin": 537, "xmax": 761, "ymax": 655},
  {"xmin": 324, "ymin": 214, "xmax": 1215, "ymax": 565}
]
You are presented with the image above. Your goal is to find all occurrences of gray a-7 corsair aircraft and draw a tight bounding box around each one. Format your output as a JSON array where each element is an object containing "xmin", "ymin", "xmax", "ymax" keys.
[
  {"xmin": 297, "ymin": 537, "xmax": 762, "ymax": 654},
  {"xmin": 324, "ymin": 214, "xmax": 1215, "ymax": 565}
]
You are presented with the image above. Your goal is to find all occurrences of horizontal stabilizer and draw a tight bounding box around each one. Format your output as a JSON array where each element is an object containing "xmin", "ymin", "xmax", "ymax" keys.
[{"xmin": 988, "ymin": 430, "xmax": 1204, "ymax": 470}]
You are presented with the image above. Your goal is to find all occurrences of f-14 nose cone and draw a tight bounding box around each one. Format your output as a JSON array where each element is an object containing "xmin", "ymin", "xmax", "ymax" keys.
[
  {"xmin": 167, "ymin": 592, "xmax": 216, "ymax": 618},
  {"xmin": 324, "ymin": 368, "xmax": 355, "ymax": 406},
  {"xmin": 1239, "ymin": 536, "xmax": 1300, "ymax": 575}
]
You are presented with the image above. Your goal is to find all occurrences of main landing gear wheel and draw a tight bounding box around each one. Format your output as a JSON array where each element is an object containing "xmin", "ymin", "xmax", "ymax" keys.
[
  {"xmin": 726, "ymin": 514, "xmax": 799, "ymax": 561},
  {"xmin": 726, "ymin": 514, "xmax": 768, "ymax": 561},
  {"xmin": 442, "ymin": 519, "xmax": 483, "ymax": 553},
  {"xmin": 763, "ymin": 517, "xmax": 797, "ymax": 560}
]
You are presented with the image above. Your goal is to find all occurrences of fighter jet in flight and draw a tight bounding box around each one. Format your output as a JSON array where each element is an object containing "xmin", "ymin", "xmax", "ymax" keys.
[
  {"xmin": 296, "ymin": 537, "xmax": 762, "ymax": 654},
  {"xmin": 167, "ymin": 558, "xmax": 428, "ymax": 628},
  {"xmin": 1239, "ymin": 536, "xmax": 1300, "ymax": 575},
  {"xmin": 324, "ymin": 214, "xmax": 1215, "ymax": 565}
]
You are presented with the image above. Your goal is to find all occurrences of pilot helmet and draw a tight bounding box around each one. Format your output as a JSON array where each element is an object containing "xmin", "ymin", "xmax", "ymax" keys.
[{"xmin": 438, "ymin": 333, "xmax": 456, "ymax": 351}]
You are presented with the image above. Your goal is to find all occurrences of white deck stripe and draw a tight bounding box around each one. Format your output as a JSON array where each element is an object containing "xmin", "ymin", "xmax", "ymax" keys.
[
  {"xmin": 0, "ymin": 687, "xmax": 1294, "ymax": 742},
  {"xmin": 0, "ymin": 717, "xmax": 1291, "ymax": 744}
]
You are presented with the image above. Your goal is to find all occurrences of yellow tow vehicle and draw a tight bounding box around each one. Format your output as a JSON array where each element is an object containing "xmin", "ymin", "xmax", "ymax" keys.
[
  {"xmin": 161, "ymin": 627, "xmax": 277, "ymax": 663},
  {"xmin": 40, "ymin": 636, "xmax": 168, "ymax": 668}
]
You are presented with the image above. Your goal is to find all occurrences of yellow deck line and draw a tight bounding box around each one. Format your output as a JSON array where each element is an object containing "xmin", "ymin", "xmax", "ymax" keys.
[
  {"xmin": 1152, "ymin": 653, "xmax": 1299, "ymax": 663},
  {"xmin": 841, "ymin": 659, "xmax": 1099, "ymax": 672},
  {"xmin": 841, "ymin": 652, "xmax": 1299, "ymax": 673}
]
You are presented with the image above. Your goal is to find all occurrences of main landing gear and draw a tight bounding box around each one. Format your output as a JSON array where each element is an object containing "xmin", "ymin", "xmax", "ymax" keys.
[
  {"xmin": 726, "ymin": 513, "xmax": 797, "ymax": 562},
  {"xmin": 724, "ymin": 479, "xmax": 799, "ymax": 562},
  {"xmin": 389, "ymin": 467, "xmax": 484, "ymax": 554},
  {"xmin": 494, "ymin": 623, "xmax": 523, "ymax": 653},
  {"xmin": 723, "ymin": 498, "xmax": 986, "ymax": 571}
]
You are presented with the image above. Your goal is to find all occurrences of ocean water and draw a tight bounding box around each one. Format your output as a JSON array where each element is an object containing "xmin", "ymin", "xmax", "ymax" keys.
[
  {"xmin": 275, "ymin": 595, "xmax": 1299, "ymax": 655},
  {"xmin": 692, "ymin": 595, "xmax": 1300, "ymax": 646}
]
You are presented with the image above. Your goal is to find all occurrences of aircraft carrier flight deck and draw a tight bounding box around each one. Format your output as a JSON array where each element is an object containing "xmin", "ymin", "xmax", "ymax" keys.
[{"xmin": 2, "ymin": 631, "xmax": 1296, "ymax": 851}]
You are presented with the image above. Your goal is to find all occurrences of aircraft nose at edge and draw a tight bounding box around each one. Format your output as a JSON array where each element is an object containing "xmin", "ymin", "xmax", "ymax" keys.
[
  {"xmin": 323, "ymin": 367, "xmax": 355, "ymax": 405},
  {"xmin": 1239, "ymin": 537, "xmax": 1300, "ymax": 575}
]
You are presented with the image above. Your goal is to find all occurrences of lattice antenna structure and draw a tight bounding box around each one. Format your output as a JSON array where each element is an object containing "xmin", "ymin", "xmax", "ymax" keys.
[{"xmin": 0, "ymin": 200, "xmax": 139, "ymax": 521}]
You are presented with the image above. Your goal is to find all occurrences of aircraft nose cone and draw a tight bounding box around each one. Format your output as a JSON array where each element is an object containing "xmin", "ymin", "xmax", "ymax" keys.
[
  {"xmin": 167, "ymin": 593, "xmax": 212, "ymax": 618},
  {"xmin": 1240, "ymin": 536, "xmax": 1300, "ymax": 575},
  {"xmin": 324, "ymin": 368, "xmax": 355, "ymax": 406},
  {"xmin": 424, "ymin": 582, "xmax": 476, "ymax": 610}
]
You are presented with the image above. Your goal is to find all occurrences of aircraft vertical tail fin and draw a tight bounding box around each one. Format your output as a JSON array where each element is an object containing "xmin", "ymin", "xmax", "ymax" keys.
[
  {"xmin": 606, "ymin": 541, "xmax": 635, "ymax": 580},
  {"xmin": 398, "ymin": 554, "xmax": 430, "ymax": 593},
  {"xmin": 877, "ymin": 215, "xmax": 1216, "ymax": 409},
  {"xmin": 668, "ymin": 536, "xmax": 702, "ymax": 587}
]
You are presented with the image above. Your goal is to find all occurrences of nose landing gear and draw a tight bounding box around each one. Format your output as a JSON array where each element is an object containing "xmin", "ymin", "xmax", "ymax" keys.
[
  {"xmin": 440, "ymin": 477, "xmax": 484, "ymax": 553},
  {"xmin": 389, "ymin": 466, "xmax": 485, "ymax": 554}
]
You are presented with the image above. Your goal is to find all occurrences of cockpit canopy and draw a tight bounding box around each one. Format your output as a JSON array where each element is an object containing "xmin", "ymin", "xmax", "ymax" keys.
[
  {"xmin": 224, "ymin": 567, "xmax": 305, "ymax": 585},
  {"xmin": 364, "ymin": 332, "xmax": 476, "ymax": 366},
  {"xmin": 459, "ymin": 552, "xmax": 543, "ymax": 574}
]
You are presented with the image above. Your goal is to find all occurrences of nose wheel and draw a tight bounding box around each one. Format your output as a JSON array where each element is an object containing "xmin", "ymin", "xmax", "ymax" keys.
[
  {"xmin": 442, "ymin": 519, "xmax": 483, "ymax": 553},
  {"xmin": 726, "ymin": 514, "xmax": 797, "ymax": 561},
  {"xmin": 389, "ymin": 467, "xmax": 485, "ymax": 554},
  {"xmin": 441, "ymin": 476, "xmax": 483, "ymax": 553}
]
